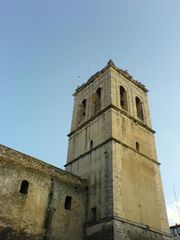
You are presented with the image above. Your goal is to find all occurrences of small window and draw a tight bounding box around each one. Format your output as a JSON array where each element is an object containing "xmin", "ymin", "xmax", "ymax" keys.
[
  {"xmin": 136, "ymin": 142, "xmax": 140, "ymax": 152},
  {"xmin": 93, "ymin": 88, "xmax": 101, "ymax": 114},
  {"xmin": 120, "ymin": 86, "xmax": 128, "ymax": 110},
  {"xmin": 91, "ymin": 207, "xmax": 97, "ymax": 221},
  {"xmin": 135, "ymin": 96, "xmax": 144, "ymax": 120},
  {"xmin": 82, "ymin": 99, "xmax": 87, "ymax": 116},
  {"xmin": 90, "ymin": 140, "xmax": 93, "ymax": 150},
  {"xmin": 64, "ymin": 196, "xmax": 72, "ymax": 210},
  {"xmin": 20, "ymin": 180, "xmax": 29, "ymax": 195}
]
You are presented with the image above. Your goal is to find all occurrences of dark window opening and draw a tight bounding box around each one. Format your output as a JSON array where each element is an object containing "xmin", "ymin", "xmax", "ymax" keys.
[
  {"xmin": 64, "ymin": 196, "xmax": 72, "ymax": 210},
  {"xmin": 90, "ymin": 140, "xmax": 93, "ymax": 150},
  {"xmin": 120, "ymin": 86, "xmax": 128, "ymax": 110},
  {"xmin": 20, "ymin": 180, "xmax": 29, "ymax": 195},
  {"xmin": 91, "ymin": 207, "xmax": 97, "ymax": 221},
  {"xmin": 136, "ymin": 142, "xmax": 140, "ymax": 152},
  {"xmin": 93, "ymin": 88, "xmax": 101, "ymax": 115},
  {"xmin": 135, "ymin": 96, "xmax": 144, "ymax": 120},
  {"xmin": 77, "ymin": 99, "xmax": 87, "ymax": 124},
  {"xmin": 82, "ymin": 99, "xmax": 87, "ymax": 116},
  {"xmin": 96, "ymin": 88, "xmax": 101, "ymax": 99}
]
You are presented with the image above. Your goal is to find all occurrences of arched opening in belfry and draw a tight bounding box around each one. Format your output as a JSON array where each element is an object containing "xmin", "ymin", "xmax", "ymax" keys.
[
  {"xmin": 135, "ymin": 96, "xmax": 144, "ymax": 120},
  {"xmin": 77, "ymin": 99, "xmax": 87, "ymax": 124},
  {"xmin": 120, "ymin": 86, "xmax": 128, "ymax": 110},
  {"xmin": 20, "ymin": 180, "xmax": 29, "ymax": 195},
  {"xmin": 93, "ymin": 88, "xmax": 101, "ymax": 115}
]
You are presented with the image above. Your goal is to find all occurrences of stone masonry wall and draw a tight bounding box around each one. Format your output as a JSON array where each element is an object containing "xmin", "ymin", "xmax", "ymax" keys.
[
  {"xmin": 113, "ymin": 219, "xmax": 170, "ymax": 240},
  {"xmin": 0, "ymin": 144, "xmax": 87, "ymax": 240},
  {"xmin": 66, "ymin": 141, "xmax": 113, "ymax": 223}
]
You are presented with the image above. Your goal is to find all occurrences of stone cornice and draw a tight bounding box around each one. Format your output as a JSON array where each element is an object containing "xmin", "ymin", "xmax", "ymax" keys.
[
  {"xmin": 73, "ymin": 60, "xmax": 148, "ymax": 96},
  {"xmin": 64, "ymin": 137, "xmax": 160, "ymax": 167},
  {"xmin": 67, "ymin": 104, "xmax": 155, "ymax": 137}
]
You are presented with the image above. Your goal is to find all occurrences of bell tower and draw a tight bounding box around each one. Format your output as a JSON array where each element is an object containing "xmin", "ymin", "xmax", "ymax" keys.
[{"xmin": 65, "ymin": 60, "xmax": 170, "ymax": 240}]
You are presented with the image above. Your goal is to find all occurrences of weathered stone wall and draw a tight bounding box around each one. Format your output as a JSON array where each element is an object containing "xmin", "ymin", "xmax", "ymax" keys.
[
  {"xmin": 66, "ymin": 61, "xmax": 170, "ymax": 239},
  {"xmin": 0, "ymin": 145, "xmax": 87, "ymax": 240},
  {"xmin": 85, "ymin": 218, "xmax": 170, "ymax": 240},
  {"xmin": 112, "ymin": 141, "xmax": 169, "ymax": 233},
  {"xmin": 113, "ymin": 219, "xmax": 170, "ymax": 240},
  {"xmin": 110, "ymin": 65, "xmax": 169, "ymax": 234},
  {"xmin": 66, "ymin": 141, "xmax": 113, "ymax": 223},
  {"xmin": 67, "ymin": 109, "xmax": 112, "ymax": 163},
  {"xmin": 111, "ymin": 109, "xmax": 157, "ymax": 160},
  {"xmin": 85, "ymin": 219, "xmax": 114, "ymax": 240}
]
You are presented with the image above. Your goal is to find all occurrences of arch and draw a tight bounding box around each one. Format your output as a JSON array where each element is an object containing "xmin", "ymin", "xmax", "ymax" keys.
[
  {"xmin": 77, "ymin": 99, "xmax": 87, "ymax": 124},
  {"xmin": 20, "ymin": 180, "xmax": 29, "ymax": 194},
  {"xmin": 64, "ymin": 196, "xmax": 72, "ymax": 210},
  {"xmin": 120, "ymin": 86, "xmax": 128, "ymax": 110},
  {"xmin": 135, "ymin": 96, "xmax": 144, "ymax": 120}
]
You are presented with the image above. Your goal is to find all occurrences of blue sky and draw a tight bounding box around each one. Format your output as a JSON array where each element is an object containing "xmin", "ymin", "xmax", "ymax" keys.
[{"xmin": 0, "ymin": 0, "xmax": 180, "ymax": 225}]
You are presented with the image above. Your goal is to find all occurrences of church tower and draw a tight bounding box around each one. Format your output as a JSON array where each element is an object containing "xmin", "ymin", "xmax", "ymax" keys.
[{"xmin": 65, "ymin": 60, "xmax": 170, "ymax": 240}]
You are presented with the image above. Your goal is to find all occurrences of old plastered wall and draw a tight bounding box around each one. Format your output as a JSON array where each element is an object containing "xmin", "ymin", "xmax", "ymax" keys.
[{"xmin": 0, "ymin": 144, "xmax": 87, "ymax": 240}]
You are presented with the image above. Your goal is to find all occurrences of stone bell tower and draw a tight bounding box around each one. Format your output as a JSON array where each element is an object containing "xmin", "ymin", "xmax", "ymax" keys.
[{"xmin": 65, "ymin": 60, "xmax": 170, "ymax": 240}]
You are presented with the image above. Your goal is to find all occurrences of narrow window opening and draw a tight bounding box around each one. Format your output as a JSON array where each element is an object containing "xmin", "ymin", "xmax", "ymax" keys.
[
  {"xmin": 20, "ymin": 180, "xmax": 29, "ymax": 195},
  {"xmin": 96, "ymin": 88, "xmax": 101, "ymax": 99},
  {"xmin": 120, "ymin": 86, "xmax": 128, "ymax": 110},
  {"xmin": 93, "ymin": 88, "xmax": 101, "ymax": 114},
  {"xmin": 135, "ymin": 97, "xmax": 144, "ymax": 120},
  {"xmin": 82, "ymin": 99, "xmax": 87, "ymax": 116},
  {"xmin": 91, "ymin": 207, "xmax": 97, "ymax": 221},
  {"xmin": 77, "ymin": 99, "xmax": 87, "ymax": 124},
  {"xmin": 64, "ymin": 196, "xmax": 72, "ymax": 210},
  {"xmin": 136, "ymin": 142, "xmax": 140, "ymax": 152},
  {"xmin": 90, "ymin": 140, "xmax": 93, "ymax": 150}
]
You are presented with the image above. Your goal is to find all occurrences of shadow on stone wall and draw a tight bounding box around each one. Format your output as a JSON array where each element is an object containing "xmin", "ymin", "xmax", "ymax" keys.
[{"xmin": 0, "ymin": 227, "xmax": 43, "ymax": 240}]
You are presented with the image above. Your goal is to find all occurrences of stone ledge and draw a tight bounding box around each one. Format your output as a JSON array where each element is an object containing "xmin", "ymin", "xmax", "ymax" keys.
[
  {"xmin": 68, "ymin": 104, "xmax": 155, "ymax": 137},
  {"xmin": 65, "ymin": 137, "xmax": 160, "ymax": 167}
]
